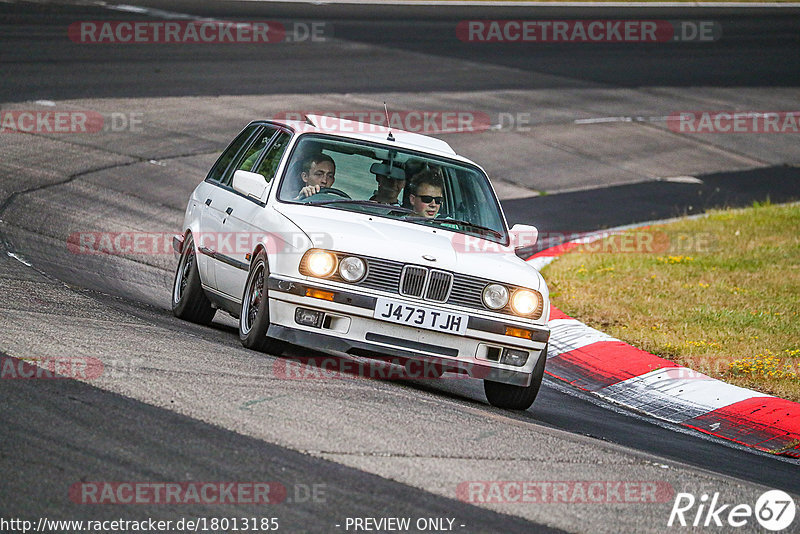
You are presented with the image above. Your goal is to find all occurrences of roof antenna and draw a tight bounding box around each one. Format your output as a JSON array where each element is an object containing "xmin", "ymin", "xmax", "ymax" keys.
[{"xmin": 383, "ymin": 102, "xmax": 395, "ymax": 142}]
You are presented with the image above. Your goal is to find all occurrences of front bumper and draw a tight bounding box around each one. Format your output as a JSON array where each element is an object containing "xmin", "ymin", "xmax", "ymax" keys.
[{"xmin": 266, "ymin": 275, "xmax": 550, "ymax": 386}]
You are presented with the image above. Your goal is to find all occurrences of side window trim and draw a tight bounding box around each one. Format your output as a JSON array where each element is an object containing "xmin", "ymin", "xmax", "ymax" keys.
[
  {"xmin": 220, "ymin": 126, "xmax": 271, "ymax": 187},
  {"xmin": 207, "ymin": 129, "xmax": 294, "ymax": 207},
  {"xmin": 205, "ymin": 124, "xmax": 262, "ymax": 183},
  {"xmin": 203, "ymin": 122, "xmax": 296, "ymax": 207},
  {"xmin": 249, "ymin": 130, "xmax": 281, "ymax": 172},
  {"xmin": 252, "ymin": 130, "xmax": 292, "ymax": 183}
]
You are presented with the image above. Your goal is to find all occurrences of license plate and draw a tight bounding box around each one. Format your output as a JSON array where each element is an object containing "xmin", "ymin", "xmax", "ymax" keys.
[{"xmin": 373, "ymin": 298, "xmax": 468, "ymax": 335}]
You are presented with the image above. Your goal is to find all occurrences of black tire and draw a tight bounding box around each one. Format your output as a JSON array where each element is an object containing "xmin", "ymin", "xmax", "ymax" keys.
[
  {"xmin": 484, "ymin": 344, "xmax": 547, "ymax": 410},
  {"xmin": 172, "ymin": 233, "xmax": 216, "ymax": 325},
  {"xmin": 239, "ymin": 250, "xmax": 285, "ymax": 354}
]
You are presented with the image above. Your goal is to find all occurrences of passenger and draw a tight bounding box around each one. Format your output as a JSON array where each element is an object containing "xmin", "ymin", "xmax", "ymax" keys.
[
  {"xmin": 369, "ymin": 165, "xmax": 406, "ymax": 206},
  {"xmin": 408, "ymin": 169, "xmax": 444, "ymax": 219},
  {"xmin": 296, "ymin": 153, "xmax": 336, "ymax": 199}
]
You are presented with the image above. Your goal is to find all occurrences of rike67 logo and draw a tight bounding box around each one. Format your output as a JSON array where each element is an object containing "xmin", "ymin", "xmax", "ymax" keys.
[{"xmin": 668, "ymin": 490, "xmax": 796, "ymax": 531}]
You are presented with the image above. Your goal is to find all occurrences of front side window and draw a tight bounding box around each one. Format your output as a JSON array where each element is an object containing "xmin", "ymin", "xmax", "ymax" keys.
[
  {"xmin": 253, "ymin": 132, "xmax": 291, "ymax": 182},
  {"xmin": 223, "ymin": 127, "xmax": 277, "ymax": 186},
  {"xmin": 276, "ymin": 135, "xmax": 508, "ymax": 244},
  {"xmin": 206, "ymin": 124, "xmax": 261, "ymax": 183}
]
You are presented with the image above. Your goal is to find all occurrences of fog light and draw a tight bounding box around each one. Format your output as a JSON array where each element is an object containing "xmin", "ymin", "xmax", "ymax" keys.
[
  {"xmin": 500, "ymin": 348, "xmax": 528, "ymax": 367},
  {"xmin": 295, "ymin": 307, "xmax": 324, "ymax": 328}
]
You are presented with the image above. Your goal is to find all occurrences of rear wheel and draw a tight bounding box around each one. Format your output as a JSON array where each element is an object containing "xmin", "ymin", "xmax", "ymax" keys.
[
  {"xmin": 172, "ymin": 233, "xmax": 216, "ymax": 325},
  {"xmin": 484, "ymin": 344, "xmax": 547, "ymax": 410},
  {"xmin": 239, "ymin": 250, "xmax": 285, "ymax": 354}
]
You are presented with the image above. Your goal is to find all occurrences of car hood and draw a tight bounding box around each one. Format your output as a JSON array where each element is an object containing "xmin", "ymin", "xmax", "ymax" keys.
[{"xmin": 275, "ymin": 204, "xmax": 544, "ymax": 291}]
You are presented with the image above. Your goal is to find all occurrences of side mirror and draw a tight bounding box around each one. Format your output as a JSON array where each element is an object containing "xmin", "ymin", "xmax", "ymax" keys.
[
  {"xmin": 232, "ymin": 170, "xmax": 267, "ymax": 200},
  {"xmin": 509, "ymin": 224, "xmax": 538, "ymax": 250}
]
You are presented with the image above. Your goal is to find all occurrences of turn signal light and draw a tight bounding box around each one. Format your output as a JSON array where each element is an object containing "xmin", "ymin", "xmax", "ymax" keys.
[
  {"xmin": 504, "ymin": 326, "xmax": 533, "ymax": 340},
  {"xmin": 306, "ymin": 288, "xmax": 335, "ymax": 301}
]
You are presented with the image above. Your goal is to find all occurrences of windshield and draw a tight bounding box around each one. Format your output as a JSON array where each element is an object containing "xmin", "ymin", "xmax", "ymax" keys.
[{"xmin": 277, "ymin": 134, "xmax": 508, "ymax": 243}]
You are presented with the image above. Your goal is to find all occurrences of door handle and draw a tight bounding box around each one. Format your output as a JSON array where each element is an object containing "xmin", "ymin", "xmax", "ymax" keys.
[
  {"xmin": 205, "ymin": 198, "xmax": 212, "ymax": 206},
  {"xmin": 226, "ymin": 207, "xmax": 233, "ymax": 215}
]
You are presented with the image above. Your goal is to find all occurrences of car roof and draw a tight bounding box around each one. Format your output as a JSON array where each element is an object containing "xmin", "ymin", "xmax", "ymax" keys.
[{"xmin": 268, "ymin": 114, "xmax": 466, "ymax": 161}]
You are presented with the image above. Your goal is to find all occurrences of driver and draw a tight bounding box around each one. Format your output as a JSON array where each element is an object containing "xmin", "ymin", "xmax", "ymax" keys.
[{"xmin": 296, "ymin": 153, "xmax": 336, "ymax": 199}]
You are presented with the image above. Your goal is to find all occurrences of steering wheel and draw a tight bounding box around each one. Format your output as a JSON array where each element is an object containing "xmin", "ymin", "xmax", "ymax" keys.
[{"xmin": 310, "ymin": 187, "xmax": 351, "ymax": 199}]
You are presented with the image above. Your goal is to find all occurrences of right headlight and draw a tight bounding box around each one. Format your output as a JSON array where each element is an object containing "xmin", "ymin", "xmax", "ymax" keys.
[
  {"xmin": 482, "ymin": 283, "xmax": 509, "ymax": 310},
  {"xmin": 510, "ymin": 289, "xmax": 541, "ymax": 317},
  {"xmin": 338, "ymin": 256, "xmax": 366, "ymax": 282}
]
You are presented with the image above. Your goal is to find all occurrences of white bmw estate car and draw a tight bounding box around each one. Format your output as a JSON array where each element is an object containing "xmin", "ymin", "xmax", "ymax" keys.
[{"xmin": 172, "ymin": 115, "xmax": 550, "ymax": 409}]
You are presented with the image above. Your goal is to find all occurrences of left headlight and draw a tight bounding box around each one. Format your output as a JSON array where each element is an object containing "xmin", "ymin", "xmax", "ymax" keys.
[
  {"xmin": 510, "ymin": 289, "xmax": 541, "ymax": 317},
  {"xmin": 305, "ymin": 249, "xmax": 337, "ymax": 278},
  {"xmin": 339, "ymin": 256, "xmax": 366, "ymax": 282},
  {"xmin": 482, "ymin": 283, "xmax": 509, "ymax": 310}
]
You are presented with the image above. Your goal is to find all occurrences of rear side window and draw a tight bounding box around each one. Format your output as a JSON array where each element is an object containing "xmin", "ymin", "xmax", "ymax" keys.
[{"xmin": 206, "ymin": 124, "xmax": 260, "ymax": 183}]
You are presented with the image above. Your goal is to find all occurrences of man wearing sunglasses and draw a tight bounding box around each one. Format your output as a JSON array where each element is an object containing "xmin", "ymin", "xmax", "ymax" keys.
[{"xmin": 408, "ymin": 169, "xmax": 444, "ymax": 219}]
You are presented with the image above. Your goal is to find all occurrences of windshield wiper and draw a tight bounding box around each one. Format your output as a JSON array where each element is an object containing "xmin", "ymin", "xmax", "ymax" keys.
[
  {"xmin": 308, "ymin": 199, "xmax": 382, "ymax": 207},
  {"xmin": 407, "ymin": 217, "xmax": 504, "ymax": 239},
  {"xmin": 387, "ymin": 206, "xmax": 414, "ymax": 215},
  {"xmin": 308, "ymin": 200, "xmax": 413, "ymax": 214}
]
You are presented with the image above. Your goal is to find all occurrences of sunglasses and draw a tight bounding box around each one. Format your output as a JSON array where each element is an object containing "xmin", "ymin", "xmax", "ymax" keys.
[{"xmin": 415, "ymin": 195, "xmax": 443, "ymax": 205}]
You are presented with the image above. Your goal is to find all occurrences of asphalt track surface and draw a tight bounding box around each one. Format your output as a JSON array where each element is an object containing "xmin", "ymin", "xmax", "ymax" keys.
[{"xmin": 2, "ymin": 1, "xmax": 800, "ymax": 533}]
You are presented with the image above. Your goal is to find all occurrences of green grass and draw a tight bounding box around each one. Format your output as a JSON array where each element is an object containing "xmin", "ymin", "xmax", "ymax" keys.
[{"xmin": 543, "ymin": 201, "xmax": 800, "ymax": 401}]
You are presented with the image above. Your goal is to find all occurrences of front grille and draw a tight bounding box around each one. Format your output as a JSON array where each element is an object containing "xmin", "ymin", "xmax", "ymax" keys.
[
  {"xmin": 398, "ymin": 266, "xmax": 453, "ymax": 303},
  {"xmin": 318, "ymin": 252, "xmax": 538, "ymax": 318},
  {"xmin": 448, "ymin": 275, "xmax": 488, "ymax": 309},
  {"xmin": 426, "ymin": 270, "xmax": 453, "ymax": 303},
  {"xmin": 400, "ymin": 266, "xmax": 427, "ymax": 298},
  {"xmin": 325, "ymin": 255, "xmax": 402, "ymax": 291}
]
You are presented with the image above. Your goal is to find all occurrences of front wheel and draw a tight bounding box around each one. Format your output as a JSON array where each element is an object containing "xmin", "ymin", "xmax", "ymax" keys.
[
  {"xmin": 172, "ymin": 233, "xmax": 216, "ymax": 325},
  {"xmin": 484, "ymin": 344, "xmax": 547, "ymax": 410},
  {"xmin": 239, "ymin": 251, "xmax": 285, "ymax": 354}
]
